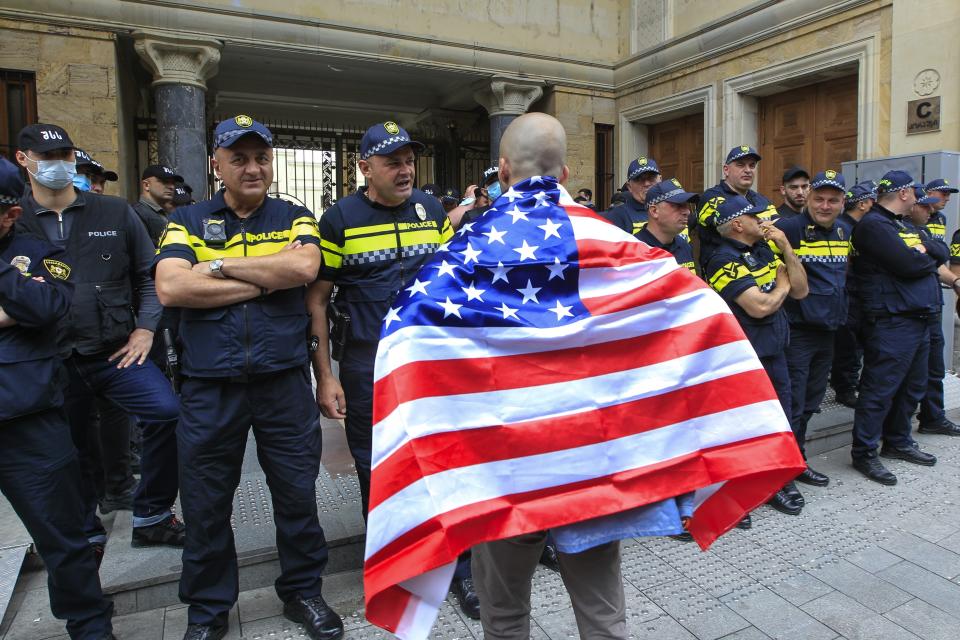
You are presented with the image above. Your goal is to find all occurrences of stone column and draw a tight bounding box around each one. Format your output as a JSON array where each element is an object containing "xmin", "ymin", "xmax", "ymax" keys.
[
  {"xmin": 133, "ymin": 31, "xmax": 222, "ymax": 199},
  {"xmin": 474, "ymin": 77, "xmax": 545, "ymax": 164}
]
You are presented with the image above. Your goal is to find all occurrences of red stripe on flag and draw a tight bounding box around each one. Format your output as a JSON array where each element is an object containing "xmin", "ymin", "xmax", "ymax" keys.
[
  {"xmin": 365, "ymin": 584, "xmax": 410, "ymax": 634},
  {"xmin": 576, "ymin": 237, "xmax": 668, "ymax": 268},
  {"xmin": 369, "ymin": 367, "xmax": 775, "ymax": 511},
  {"xmin": 373, "ymin": 311, "xmax": 745, "ymax": 424},
  {"xmin": 581, "ymin": 266, "xmax": 707, "ymax": 316},
  {"xmin": 365, "ymin": 431, "xmax": 805, "ymax": 612}
]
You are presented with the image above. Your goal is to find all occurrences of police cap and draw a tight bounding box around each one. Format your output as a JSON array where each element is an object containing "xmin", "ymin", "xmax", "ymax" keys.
[
  {"xmin": 360, "ymin": 121, "xmax": 424, "ymax": 160},
  {"xmin": 214, "ymin": 115, "xmax": 273, "ymax": 150},
  {"xmin": 0, "ymin": 156, "xmax": 25, "ymax": 205},
  {"xmin": 714, "ymin": 195, "xmax": 767, "ymax": 226}
]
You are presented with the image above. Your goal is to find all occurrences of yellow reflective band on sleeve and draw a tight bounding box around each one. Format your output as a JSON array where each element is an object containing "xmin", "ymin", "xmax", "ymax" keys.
[
  {"xmin": 757, "ymin": 204, "xmax": 778, "ymax": 222},
  {"xmin": 951, "ymin": 243, "xmax": 960, "ymax": 258},
  {"xmin": 708, "ymin": 261, "xmax": 751, "ymax": 293},
  {"xmin": 290, "ymin": 215, "xmax": 320, "ymax": 241},
  {"xmin": 631, "ymin": 220, "xmax": 648, "ymax": 236},
  {"xmin": 320, "ymin": 238, "xmax": 344, "ymax": 269},
  {"xmin": 440, "ymin": 217, "xmax": 453, "ymax": 242},
  {"xmin": 158, "ymin": 222, "xmax": 193, "ymax": 252},
  {"xmin": 898, "ymin": 231, "xmax": 922, "ymax": 248},
  {"xmin": 699, "ymin": 196, "xmax": 724, "ymax": 226},
  {"xmin": 928, "ymin": 223, "xmax": 946, "ymax": 238}
]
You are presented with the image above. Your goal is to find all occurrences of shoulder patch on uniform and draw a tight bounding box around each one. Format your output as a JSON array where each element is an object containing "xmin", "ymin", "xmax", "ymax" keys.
[{"xmin": 43, "ymin": 259, "xmax": 71, "ymax": 281}]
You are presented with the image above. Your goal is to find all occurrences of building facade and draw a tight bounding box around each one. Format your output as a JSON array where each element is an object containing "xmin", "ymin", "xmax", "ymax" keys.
[{"xmin": 0, "ymin": 0, "xmax": 956, "ymax": 210}]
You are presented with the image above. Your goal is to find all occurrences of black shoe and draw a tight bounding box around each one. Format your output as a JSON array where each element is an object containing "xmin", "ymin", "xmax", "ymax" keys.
[
  {"xmin": 853, "ymin": 456, "xmax": 897, "ymax": 485},
  {"xmin": 834, "ymin": 389, "xmax": 858, "ymax": 408},
  {"xmin": 918, "ymin": 419, "xmax": 960, "ymax": 436},
  {"xmin": 283, "ymin": 595, "xmax": 344, "ymax": 640},
  {"xmin": 132, "ymin": 515, "xmax": 185, "ymax": 548},
  {"xmin": 182, "ymin": 623, "xmax": 227, "ymax": 640},
  {"xmin": 670, "ymin": 531, "xmax": 694, "ymax": 542},
  {"xmin": 451, "ymin": 577, "xmax": 481, "ymax": 620},
  {"xmin": 767, "ymin": 490, "xmax": 803, "ymax": 515},
  {"xmin": 736, "ymin": 514, "xmax": 752, "ymax": 529},
  {"xmin": 100, "ymin": 486, "xmax": 135, "ymax": 514},
  {"xmin": 880, "ymin": 445, "xmax": 937, "ymax": 466},
  {"xmin": 796, "ymin": 466, "xmax": 830, "ymax": 487},
  {"xmin": 539, "ymin": 543, "xmax": 561, "ymax": 572},
  {"xmin": 782, "ymin": 481, "xmax": 804, "ymax": 507}
]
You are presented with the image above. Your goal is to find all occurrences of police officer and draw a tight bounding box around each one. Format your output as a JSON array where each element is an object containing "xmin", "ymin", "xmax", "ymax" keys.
[
  {"xmin": 777, "ymin": 166, "xmax": 810, "ymax": 220},
  {"xmin": 829, "ymin": 181, "xmax": 876, "ymax": 407},
  {"xmin": 0, "ymin": 156, "xmax": 116, "ymax": 640},
  {"xmin": 14, "ymin": 124, "xmax": 181, "ymax": 557},
  {"xmin": 154, "ymin": 115, "xmax": 342, "ymax": 640},
  {"xmin": 638, "ymin": 178, "xmax": 698, "ymax": 275},
  {"xmin": 305, "ymin": 121, "xmax": 486, "ymax": 619},
  {"xmin": 448, "ymin": 166, "xmax": 500, "ymax": 230},
  {"xmin": 603, "ymin": 155, "xmax": 661, "ymax": 236},
  {"xmin": 74, "ymin": 149, "xmax": 118, "ymax": 195},
  {"xmin": 904, "ymin": 186, "xmax": 960, "ymax": 437},
  {"xmin": 706, "ymin": 195, "xmax": 808, "ymax": 520},
  {"xmin": 775, "ymin": 170, "xmax": 850, "ymax": 507},
  {"xmin": 697, "ymin": 146, "xmax": 778, "ymax": 271},
  {"xmin": 132, "ymin": 164, "xmax": 183, "ymax": 246},
  {"xmin": 850, "ymin": 171, "xmax": 943, "ymax": 485},
  {"xmin": 923, "ymin": 179, "xmax": 954, "ymax": 241}
]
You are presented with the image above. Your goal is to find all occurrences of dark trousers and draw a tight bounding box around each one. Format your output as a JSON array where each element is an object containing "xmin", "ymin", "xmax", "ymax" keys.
[
  {"xmin": 177, "ymin": 367, "xmax": 329, "ymax": 626},
  {"xmin": 852, "ymin": 316, "xmax": 929, "ymax": 458},
  {"xmin": 90, "ymin": 397, "xmax": 136, "ymax": 497},
  {"xmin": 760, "ymin": 351, "xmax": 792, "ymax": 426},
  {"xmin": 918, "ymin": 313, "xmax": 947, "ymax": 428},
  {"xmin": 65, "ymin": 354, "xmax": 180, "ymax": 537},
  {"xmin": 339, "ymin": 340, "xmax": 472, "ymax": 579},
  {"xmin": 786, "ymin": 327, "xmax": 835, "ymax": 457},
  {"xmin": 0, "ymin": 409, "xmax": 113, "ymax": 640},
  {"xmin": 830, "ymin": 319, "xmax": 862, "ymax": 394}
]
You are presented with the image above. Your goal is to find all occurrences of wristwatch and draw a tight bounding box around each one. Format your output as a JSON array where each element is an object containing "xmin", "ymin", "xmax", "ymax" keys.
[{"xmin": 209, "ymin": 258, "xmax": 225, "ymax": 277}]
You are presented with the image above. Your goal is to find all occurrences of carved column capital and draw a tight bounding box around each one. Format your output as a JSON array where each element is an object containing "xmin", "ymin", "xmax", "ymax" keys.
[
  {"xmin": 133, "ymin": 30, "xmax": 222, "ymax": 90},
  {"xmin": 474, "ymin": 76, "xmax": 546, "ymax": 117}
]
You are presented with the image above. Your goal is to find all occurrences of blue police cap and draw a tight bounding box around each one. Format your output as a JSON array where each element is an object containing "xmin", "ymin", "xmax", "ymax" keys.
[
  {"xmin": 845, "ymin": 181, "xmax": 877, "ymax": 204},
  {"xmin": 913, "ymin": 185, "xmax": 938, "ymax": 205},
  {"xmin": 645, "ymin": 178, "xmax": 699, "ymax": 206},
  {"xmin": 0, "ymin": 156, "xmax": 25, "ymax": 205},
  {"xmin": 359, "ymin": 121, "xmax": 424, "ymax": 161},
  {"xmin": 213, "ymin": 115, "xmax": 273, "ymax": 150},
  {"xmin": 714, "ymin": 195, "xmax": 766, "ymax": 226},
  {"xmin": 725, "ymin": 145, "xmax": 762, "ymax": 164},
  {"xmin": 481, "ymin": 165, "xmax": 499, "ymax": 185},
  {"xmin": 925, "ymin": 178, "xmax": 959, "ymax": 194},
  {"xmin": 627, "ymin": 155, "xmax": 660, "ymax": 181},
  {"xmin": 876, "ymin": 170, "xmax": 914, "ymax": 194},
  {"xmin": 441, "ymin": 186, "xmax": 461, "ymax": 202},
  {"xmin": 809, "ymin": 169, "xmax": 846, "ymax": 192}
]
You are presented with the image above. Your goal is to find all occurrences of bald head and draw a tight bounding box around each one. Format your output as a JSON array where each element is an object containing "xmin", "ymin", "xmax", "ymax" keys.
[{"xmin": 498, "ymin": 113, "xmax": 569, "ymax": 187}]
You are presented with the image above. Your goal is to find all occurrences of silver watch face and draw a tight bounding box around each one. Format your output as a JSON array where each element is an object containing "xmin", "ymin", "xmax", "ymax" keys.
[{"xmin": 210, "ymin": 259, "xmax": 223, "ymax": 271}]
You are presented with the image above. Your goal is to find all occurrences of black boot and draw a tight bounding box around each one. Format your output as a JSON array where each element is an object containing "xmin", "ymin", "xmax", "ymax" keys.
[
  {"xmin": 767, "ymin": 489, "xmax": 803, "ymax": 515},
  {"xmin": 450, "ymin": 577, "xmax": 481, "ymax": 620},
  {"xmin": 283, "ymin": 595, "xmax": 344, "ymax": 640}
]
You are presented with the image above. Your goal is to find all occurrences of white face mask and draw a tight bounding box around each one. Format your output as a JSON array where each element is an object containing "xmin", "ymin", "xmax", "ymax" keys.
[{"xmin": 27, "ymin": 158, "xmax": 77, "ymax": 190}]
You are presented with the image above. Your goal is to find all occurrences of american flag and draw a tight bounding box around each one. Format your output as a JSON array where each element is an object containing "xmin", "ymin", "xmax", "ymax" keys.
[{"xmin": 363, "ymin": 176, "xmax": 805, "ymax": 638}]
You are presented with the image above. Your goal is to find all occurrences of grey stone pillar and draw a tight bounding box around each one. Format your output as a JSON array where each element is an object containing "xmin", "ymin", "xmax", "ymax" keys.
[
  {"xmin": 133, "ymin": 31, "xmax": 221, "ymax": 199},
  {"xmin": 474, "ymin": 77, "xmax": 545, "ymax": 165}
]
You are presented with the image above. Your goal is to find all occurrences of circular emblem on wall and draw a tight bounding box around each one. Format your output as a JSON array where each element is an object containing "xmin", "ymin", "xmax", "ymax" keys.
[{"xmin": 913, "ymin": 69, "xmax": 940, "ymax": 96}]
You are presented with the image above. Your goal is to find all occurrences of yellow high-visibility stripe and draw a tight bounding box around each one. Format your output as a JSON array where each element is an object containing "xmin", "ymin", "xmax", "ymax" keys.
[
  {"xmin": 796, "ymin": 240, "xmax": 850, "ymax": 257},
  {"xmin": 708, "ymin": 262, "xmax": 751, "ymax": 293},
  {"xmin": 343, "ymin": 221, "xmax": 447, "ymax": 239},
  {"xmin": 898, "ymin": 231, "xmax": 922, "ymax": 248},
  {"xmin": 342, "ymin": 229, "xmax": 445, "ymax": 256},
  {"xmin": 699, "ymin": 196, "xmax": 724, "ymax": 226}
]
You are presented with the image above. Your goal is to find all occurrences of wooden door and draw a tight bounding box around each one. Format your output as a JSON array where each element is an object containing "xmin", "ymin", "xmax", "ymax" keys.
[
  {"xmin": 758, "ymin": 75, "xmax": 858, "ymax": 200},
  {"xmin": 649, "ymin": 113, "xmax": 704, "ymax": 194}
]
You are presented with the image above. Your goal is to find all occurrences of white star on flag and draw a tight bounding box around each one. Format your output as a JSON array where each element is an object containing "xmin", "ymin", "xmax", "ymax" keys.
[
  {"xmin": 513, "ymin": 239, "xmax": 539, "ymax": 261},
  {"xmin": 437, "ymin": 297, "xmax": 463, "ymax": 319},
  {"xmin": 435, "ymin": 260, "xmax": 457, "ymax": 278},
  {"xmin": 406, "ymin": 278, "xmax": 430, "ymax": 296},
  {"xmin": 457, "ymin": 222, "xmax": 475, "ymax": 236},
  {"xmin": 383, "ymin": 306, "xmax": 401, "ymax": 329},
  {"xmin": 516, "ymin": 280, "xmax": 541, "ymax": 304},
  {"xmin": 548, "ymin": 299, "xmax": 573, "ymax": 321},
  {"xmin": 528, "ymin": 175, "xmax": 547, "ymax": 185},
  {"xmin": 546, "ymin": 257, "xmax": 568, "ymax": 280},
  {"xmin": 533, "ymin": 191, "xmax": 551, "ymax": 207},
  {"xmin": 461, "ymin": 243, "xmax": 482, "ymax": 264},
  {"xmin": 503, "ymin": 186, "xmax": 522, "ymax": 202},
  {"xmin": 538, "ymin": 218, "xmax": 562, "ymax": 239},
  {"xmin": 490, "ymin": 261, "xmax": 513, "ymax": 284},
  {"xmin": 495, "ymin": 301, "xmax": 518, "ymax": 320},
  {"xmin": 483, "ymin": 226, "xmax": 507, "ymax": 245},
  {"xmin": 461, "ymin": 282, "xmax": 486, "ymax": 302},
  {"xmin": 505, "ymin": 205, "xmax": 529, "ymax": 224}
]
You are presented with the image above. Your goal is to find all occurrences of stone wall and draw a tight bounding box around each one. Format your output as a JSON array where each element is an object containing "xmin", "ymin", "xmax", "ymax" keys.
[{"xmin": 0, "ymin": 19, "xmax": 121, "ymax": 195}]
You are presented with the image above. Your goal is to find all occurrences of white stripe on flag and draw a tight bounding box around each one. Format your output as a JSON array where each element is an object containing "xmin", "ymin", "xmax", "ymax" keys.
[
  {"xmin": 366, "ymin": 398, "xmax": 789, "ymax": 559},
  {"xmin": 569, "ymin": 214, "xmax": 640, "ymax": 244},
  {"xmin": 394, "ymin": 562, "xmax": 456, "ymax": 639},
  {"xmin": 578, "ymin": 258, "xmax": 679, "ymax": 299},
  {"xmin": 374, "ymin": 287, "xmax": 731, "ymax": 381},
  {"xmin": 372, "ymin": 339, "xmax": 761, "ymax": 467}
]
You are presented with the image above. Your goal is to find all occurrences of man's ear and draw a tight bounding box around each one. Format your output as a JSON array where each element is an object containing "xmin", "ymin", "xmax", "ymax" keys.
[
  {"xmin": 358, "ymin": 159, "xmax": 372, "ymax": 179},
  {"xmin": 558, "ymin": 164, "xmax": 570, "ymax": 186}
]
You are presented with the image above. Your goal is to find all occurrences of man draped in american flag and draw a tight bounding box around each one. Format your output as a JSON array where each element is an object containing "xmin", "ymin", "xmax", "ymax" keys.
[{"xmin": 363, "ymin": 113, "xmax": 806, "ymax": 639}]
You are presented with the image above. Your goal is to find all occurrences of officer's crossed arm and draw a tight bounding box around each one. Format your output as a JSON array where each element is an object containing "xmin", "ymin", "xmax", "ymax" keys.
[
  {"xmin": 762, "ymin": 222, "xmax": 808, "ymax": 300},
  {"xmin": 192, "ymin": 241, "xmax": 321, "ymax": 291},
  {"xmin": 305, "ymin": 279, "xmax": 346, "ymax": 420},
  {"xmin": 733, "ymin": 267, "xmax": 791, "ymax": 319},
  {"xmin": 155, "ymin": 257, "xmax": 263, "ymax": 308}
]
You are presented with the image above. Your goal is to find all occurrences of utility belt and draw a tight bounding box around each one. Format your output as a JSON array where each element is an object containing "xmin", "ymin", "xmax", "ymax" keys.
[{"xmin": 866, "ymin": 310, "xmax": 937, "ymax": 322}]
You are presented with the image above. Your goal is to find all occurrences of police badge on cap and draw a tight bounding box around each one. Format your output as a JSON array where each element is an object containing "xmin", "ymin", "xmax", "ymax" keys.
[
  {"xmin": 10, "ymin": 256, "xmax": 30, "ymax": 275},
  {"xmin": 415, "ymin": 203, "xmax": 426, "ymax": 221}
]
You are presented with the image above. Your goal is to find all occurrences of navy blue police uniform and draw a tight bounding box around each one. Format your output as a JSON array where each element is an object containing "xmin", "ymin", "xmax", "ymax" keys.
[
  {"xmin": 0, "ymin": 156, "xmax": 114, "ymax": 640},
  {"xmin": 706, "ymin": 197, "xmax": 791, "ymax": 421},
  {"xmin": 850, "ymin": 171, "xmax": 945, "ymax": 475},
  {"xmin": 697, "ymin": 146, "xmax": 778, "ymax": 272},
  {"xmin": 775, "ymin": 171, "xmax": 850, "ymax": 458},
  {"xmin": 829, "ymin": 182, "xmax": 875, "ymax": 402},
  {"xmin": 636, "ymin": 179, "xmax": 698, "ymax": 275},
  {"xmin": 602, "ymin": 156, "xmax": 662, "ymax": 238},
  {"xmin": 155, "ymin": 116, "xmax": 338, "ymax": 635}
]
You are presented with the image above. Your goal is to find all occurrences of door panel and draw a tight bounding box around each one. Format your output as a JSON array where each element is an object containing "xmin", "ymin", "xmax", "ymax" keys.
[{"xmin": 649, "ymin": 113, "xmax": 705, "ymax": 194}]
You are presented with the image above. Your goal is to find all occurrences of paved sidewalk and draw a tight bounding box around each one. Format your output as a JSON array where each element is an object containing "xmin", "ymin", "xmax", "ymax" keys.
[{"xmin": 5, "ymin": 420, "xmax": 960, "ymax": 639}]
